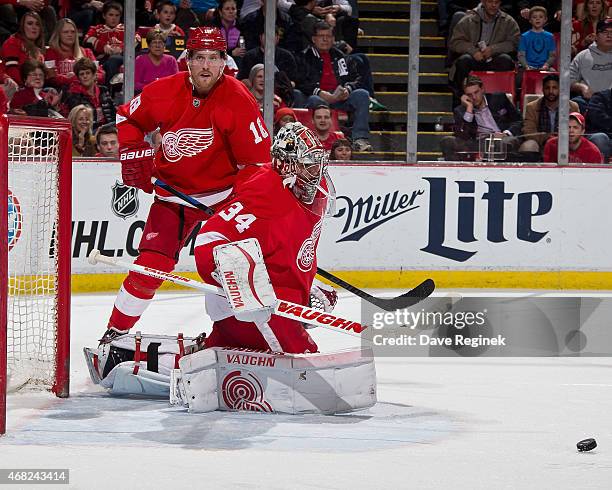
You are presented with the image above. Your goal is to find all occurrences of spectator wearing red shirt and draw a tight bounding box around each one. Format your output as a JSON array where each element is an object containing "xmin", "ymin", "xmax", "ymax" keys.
[
  {"xmin": 85, "ymin": 1, "xmax": 124, "ymax": 85},
  {"xmin": 295, "ymin": 21, "xmax": 372, "ymax": 152},
  {"xmin": 62, "ymin": 57, "xmax": 116, "ymax": 131},
  {"xmin": 572, "ymin": 0, "xmax": 609, "ymax": 54},
  {"xmin": 1, "ymin": 11, "xmax": 46, "ymax": 86},
  {"xmin": 575, "ymin": 0, "xmax": 612, "ymax": 20},
  {"xmin": 10, "ymin": 60, "xmax": 61, "ymax": 116},
  {"xmin": 543, "ymin": 112, "xmax": 604, "ymax": 163},
  {"xmin": 46, "ymin": 18, "xmax": 105, "ymax": 89},
  {"xmin": 134, "ymin": 29, "xmax": 179, "ymax": 93},
  {"xmin": 311, "ymin": 104, "xmax": 343, "ymax": 152}
]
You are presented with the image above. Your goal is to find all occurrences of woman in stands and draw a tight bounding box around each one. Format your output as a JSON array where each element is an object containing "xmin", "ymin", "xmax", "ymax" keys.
[
  {"xmin": 248, "ymin": 63, "xmax": 283, "ymax": 112},
  {"xmin": 134, "ymin": 29, "xmax": 179, "ymax": 94},
  {"xmin": 575, "ymin": 0, "xmax": 612, "ymax": 21},
  {"xmin": 10, "ymin": 60, "xmax": 61, "ymax": 117},
  {"xmin": 573, "ymin": 0, "xmax": 608, "ymax": 53},
  {"xmin": 46, "ymin": 18, "xmax": 105, "ymax": 90},
  {"xmin": 1, "ymin": 11, "xmax": 46, "ymax": 86},
  {"xmin": 69, "ymin": 104, "xmax": 97, "ymax": 157},
  {"xmin": 212, "ymin": 0, "xmax": 246, "ymax": 66}
]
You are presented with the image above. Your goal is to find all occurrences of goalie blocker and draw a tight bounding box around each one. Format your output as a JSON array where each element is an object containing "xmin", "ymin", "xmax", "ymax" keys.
[{"xmin": 84, "ymin": 334, "xmax": 376, "ymax": 414}]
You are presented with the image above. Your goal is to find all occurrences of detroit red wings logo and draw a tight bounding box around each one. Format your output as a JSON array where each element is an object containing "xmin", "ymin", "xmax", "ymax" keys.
[
  {"xmin": 297, "ymin": 219, "xmax": 323, "ymax": 272},
  {"xmin": 162, "ymin": 128, "xmax": 214, "ymax": 162},
  {"xmin": 221, "ymin": 370, "xmax": 273, "ymax": 412}
]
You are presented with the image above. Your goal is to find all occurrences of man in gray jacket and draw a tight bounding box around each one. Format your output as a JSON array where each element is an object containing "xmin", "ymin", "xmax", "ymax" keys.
[
  {"xmin": 448, "ymin": 0, "xmax": 520, "ymax": 90},
  {"xmin": 570, "ymin": 18, "xmax": 612, "ymax": 113}
]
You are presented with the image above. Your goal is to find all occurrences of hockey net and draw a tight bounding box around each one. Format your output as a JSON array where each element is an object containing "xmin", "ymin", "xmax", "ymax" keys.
[{"xmin": 0, "ymin": 116, "xmax": 72, "ymax": 434}]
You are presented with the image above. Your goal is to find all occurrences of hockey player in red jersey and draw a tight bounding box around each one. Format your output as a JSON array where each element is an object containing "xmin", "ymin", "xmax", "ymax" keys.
[
  {"xmin": 194, "ymin": 122, "xmax": 337, "ymax": 354},
  {"xmin": 101, "ymin": 26, "xmax": 271, "ymax": 343}
]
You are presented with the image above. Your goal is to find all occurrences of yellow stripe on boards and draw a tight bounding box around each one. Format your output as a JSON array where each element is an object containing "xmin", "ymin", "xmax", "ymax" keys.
[{"xmin": 72, "ymin": 270, "xmax": 612, "ymax": 293}]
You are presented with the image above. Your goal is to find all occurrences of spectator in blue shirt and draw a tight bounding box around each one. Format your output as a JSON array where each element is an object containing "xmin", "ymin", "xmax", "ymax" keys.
[{"xmin": 517, "ymin": 6, "xmax": 556, "ymax": 70}]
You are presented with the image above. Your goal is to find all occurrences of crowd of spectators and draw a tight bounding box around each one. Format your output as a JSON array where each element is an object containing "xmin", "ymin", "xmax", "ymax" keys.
[
  {"xmin": 441, "ymin": 0, "xmax": 612, "ymax": 163},
  {"xmin": 0, "ymin": 1, "xmax": 608, "ymax": 163},
  {"xmin": 0, "ymin": 0, "xmax": 374, "ymax": 156}
]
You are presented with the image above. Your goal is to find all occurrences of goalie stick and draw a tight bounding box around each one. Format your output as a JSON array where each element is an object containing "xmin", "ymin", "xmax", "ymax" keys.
[
  {"xmin": 152, "ymin": 177, "xmax": 435, "ymax": 311},
  {"xmin": 88, "ymin": 249, "xmax": 367, "ymax": 339}
]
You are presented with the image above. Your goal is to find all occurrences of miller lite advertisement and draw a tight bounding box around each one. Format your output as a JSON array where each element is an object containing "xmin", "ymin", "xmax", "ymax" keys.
[
  {"xmin": 71, "ymin": 162, "xmax": 612, "ymax": 274},
  {"xmin": 319, "ymin": 164, "xmax": 612, "ymax": 271}
]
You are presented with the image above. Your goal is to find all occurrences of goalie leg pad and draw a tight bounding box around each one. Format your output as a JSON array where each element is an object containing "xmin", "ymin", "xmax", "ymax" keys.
[
  {"xmin": 170, "ymin": 348, "xmax": 220, "ymax": 412},
  {"xmin": 174, "ymin": 347, "xmax": 377, "ymax": 414},
  {"xmin": 84, "ymin": 334, "xmax": 198, "ymax": 397},
  {"xmin": 213, "ymin": 238, "xmax": 277, "ymax": 325}
]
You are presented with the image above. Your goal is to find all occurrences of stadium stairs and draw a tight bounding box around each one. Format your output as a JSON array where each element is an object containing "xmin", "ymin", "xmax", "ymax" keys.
[{"xmin": 355, "ymin": 0, "xmax": 451, "ymax": 161}]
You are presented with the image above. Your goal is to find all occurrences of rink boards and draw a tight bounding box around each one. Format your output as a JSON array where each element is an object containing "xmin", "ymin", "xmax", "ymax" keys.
[{"xmin": 59, "ymin": 160, "xmax": 612, "ymax": 291}]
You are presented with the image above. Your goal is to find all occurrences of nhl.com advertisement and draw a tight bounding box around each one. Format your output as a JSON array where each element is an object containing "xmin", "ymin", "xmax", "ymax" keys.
[{"xmin": 66, "ymin": 162, "xmax": 612, "ymax": 357}]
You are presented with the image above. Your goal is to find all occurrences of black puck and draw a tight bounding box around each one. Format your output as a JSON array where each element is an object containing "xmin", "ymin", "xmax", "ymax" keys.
[{"xmin": 577, "ymin": 438, "xmax": 597, "ymax": 452}]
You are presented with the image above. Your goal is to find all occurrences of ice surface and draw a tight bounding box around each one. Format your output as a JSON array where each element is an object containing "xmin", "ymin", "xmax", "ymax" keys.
[{"xmin": 2, "ymin": 290, "xmax": 612, "ymax": 489}]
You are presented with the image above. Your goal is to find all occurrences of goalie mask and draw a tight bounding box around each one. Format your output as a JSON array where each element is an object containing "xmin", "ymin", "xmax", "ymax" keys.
[{"xmin": 271, "ymin": 122, "xmax": 331, "ymax": 208}]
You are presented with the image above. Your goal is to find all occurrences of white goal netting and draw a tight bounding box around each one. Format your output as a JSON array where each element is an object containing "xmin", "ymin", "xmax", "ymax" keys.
[{"xmin": 6, "ymin": 126, "xmax": 62, "ymax": 391}]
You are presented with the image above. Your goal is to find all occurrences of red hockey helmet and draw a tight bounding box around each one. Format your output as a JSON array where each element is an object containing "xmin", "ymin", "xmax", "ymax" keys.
[{"xmin": 186, "ymin": 26, "xmax": 227, "ymax": 53}]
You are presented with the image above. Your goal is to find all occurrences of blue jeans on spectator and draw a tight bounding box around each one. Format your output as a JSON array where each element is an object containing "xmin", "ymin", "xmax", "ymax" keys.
[
  {"xmin": 350, "ymin": 54, "xmax": 375, "ymax": 97},
  {"xmin": 306, "ymin": 88, "xmax": 371, "ymax": 140},
  {"xmin": 587, "ymin": 132, "xmax": 611, "ymax": 161},
  {"xmin": 104, "ymin": 54, "xmax": 124, "ymax": 86}
]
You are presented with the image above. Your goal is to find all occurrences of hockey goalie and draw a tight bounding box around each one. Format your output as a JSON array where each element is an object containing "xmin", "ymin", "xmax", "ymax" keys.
[{"xmin": 85, "ymin": 123, "xmax": 376, "ymax": 414}]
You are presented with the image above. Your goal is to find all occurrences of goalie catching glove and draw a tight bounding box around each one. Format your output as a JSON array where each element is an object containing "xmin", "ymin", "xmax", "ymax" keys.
[
  {"xmin": 120, "ymin": 141, "xmax": 155, "ymax": 193},
  {"xmin": 213, "ymin": 238, "xmax": 277, "ymax": 325},
  {"xmin": 309, "ymin": 279, "xmax": 338, "ymax": 313}
]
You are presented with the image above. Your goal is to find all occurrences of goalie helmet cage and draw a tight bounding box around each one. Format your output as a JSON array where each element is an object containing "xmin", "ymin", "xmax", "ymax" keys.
[{"xmin": 0, "ymin": 115, "xmax": 71, "ymax": 435}]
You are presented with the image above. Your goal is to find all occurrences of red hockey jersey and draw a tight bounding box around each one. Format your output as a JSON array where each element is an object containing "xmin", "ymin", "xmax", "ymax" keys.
[
  {"xmin": 194, "ymin": 165, "xmax": 325, "ymax": 353},
  {"xmin": 85, "ymin": 23, "xmax": 124, "ymax": 56},
  {"xmin": 117, "ymin": 71, "xmax": 271, "ymax": 198}
]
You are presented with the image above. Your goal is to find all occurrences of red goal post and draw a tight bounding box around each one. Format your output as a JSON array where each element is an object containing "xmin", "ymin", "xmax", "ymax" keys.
[{"xmin": 0, "ymin": 115, "xmax": 72, "ymax": 435}]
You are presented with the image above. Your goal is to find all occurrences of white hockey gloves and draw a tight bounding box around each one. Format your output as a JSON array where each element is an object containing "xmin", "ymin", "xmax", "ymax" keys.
[{"xmin": 213, "ymin": 238, "xmax": 277, "ymax": 325}]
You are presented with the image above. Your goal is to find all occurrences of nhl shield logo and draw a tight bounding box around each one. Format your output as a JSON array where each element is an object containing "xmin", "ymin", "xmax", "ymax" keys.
[{"xmin": 111, "ymin": 181, "xmax": 139, "ymax": 219}]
